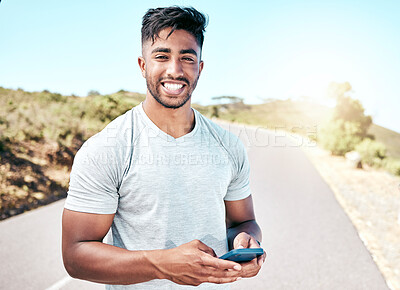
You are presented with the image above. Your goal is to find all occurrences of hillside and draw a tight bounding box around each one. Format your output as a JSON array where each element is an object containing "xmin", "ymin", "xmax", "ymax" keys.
[
  {"xmin": 212, "ymin": 99, "xmax": 331, "ymax": 137},
  {"xmin": 212, "ymin": 100, "xmax": 400, "ymax": 159},
  {"xmin": 0, "ymin": 88, "xmax": 399, "ymax": 219},
  {"xmin": 0, "ymin": 87, "xmax": 145, "ymax": 219},
  {"xmin": 368, "ymin": 124, "xmax": 400, "ymax": 159}
]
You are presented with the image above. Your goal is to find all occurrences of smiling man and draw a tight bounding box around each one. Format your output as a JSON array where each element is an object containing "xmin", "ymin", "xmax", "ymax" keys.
[
  {"xmin": 141, "ymin": 30, "xmax": 201, "ymax": 109},
  {"xmin": 62, "ymin": 6, "xmax": 265, "ymax": 290}
]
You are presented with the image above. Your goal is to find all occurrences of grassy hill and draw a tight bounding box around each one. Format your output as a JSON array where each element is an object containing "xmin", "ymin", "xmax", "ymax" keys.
[
  {"xmin": 209, "ymin": 100, "xmax": 400, "ymax": 160},
  {"xmin": 210, "ymin": 99, "xmax": 331, "ymax": 137},
  {"xmin": 0, "ymin": 87, "xmax": 145, "ymax": 219},
  {"xmin": 368, "ymin": 124, "xmax": 400, "ymax": 159},
  {"xmin": 0, "ymin": 88, "xmax": 399, "ymax": 219}
]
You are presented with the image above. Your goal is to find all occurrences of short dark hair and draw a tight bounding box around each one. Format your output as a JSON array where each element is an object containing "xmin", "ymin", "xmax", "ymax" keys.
[{"xmin": 141, "ymin": 6, "xmax": 208, "ymax": 49}]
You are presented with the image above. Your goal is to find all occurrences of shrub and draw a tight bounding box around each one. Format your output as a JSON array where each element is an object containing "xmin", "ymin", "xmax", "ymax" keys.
[
  {"xmin": 0, "ymin": 138, "xmax": 6, "ymax": 152},
  {"xmin": 87, "ymin": 90, "xmax": 100, "ymax": 96},
  {"xmin": 383, "ymin": 158, "xmax": 400, "ymax": 176},
  {"xmin": 355, "ymin": 138, "xmax": 387, "ymax": 167},
  {"xmin": 210, "ymin": 106, "xmax": 219, "ymax": 118},
  {"xmin": 318, "ymin": 119, "xmax": 363, "ymax": 156},
  {"xmin": 49, "ymin": 93, "xmax": 67, "ymax": 103},
  {"xmin": 86, "ymin": 94, "xmax": 134, "ymax": 123}
]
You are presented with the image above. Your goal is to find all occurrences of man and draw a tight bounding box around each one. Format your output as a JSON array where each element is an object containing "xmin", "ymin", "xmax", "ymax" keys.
[{"xmin": 62, "ymin": 6, "xmax": 265, "ymax": 289}]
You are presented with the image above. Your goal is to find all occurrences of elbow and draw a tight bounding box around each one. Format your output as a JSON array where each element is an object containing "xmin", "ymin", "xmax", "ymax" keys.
[
  {"xmin": 62, "ymin": 250, "xmax": 81, "ymax": 279},
  {"xmin": 63, "ymin": 258, "xmax": 78, "ymax": 279}
]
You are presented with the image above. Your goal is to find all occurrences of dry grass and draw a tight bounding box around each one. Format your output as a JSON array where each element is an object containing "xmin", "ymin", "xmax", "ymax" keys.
[{"xmin": 0, "ymin": 87, "xmax": 145, "ymax": 219}]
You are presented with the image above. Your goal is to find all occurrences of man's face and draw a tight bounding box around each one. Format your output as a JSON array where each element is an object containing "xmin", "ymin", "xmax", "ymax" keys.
[{"xmin": 139, "ymin": 28, "xmax": 204, "ymax": 109}]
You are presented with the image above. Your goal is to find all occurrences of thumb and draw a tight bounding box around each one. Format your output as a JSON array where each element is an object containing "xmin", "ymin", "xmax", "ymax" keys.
[{"xmin": 233, "ymin": 232, "xmax": 251, "ymax": 249}]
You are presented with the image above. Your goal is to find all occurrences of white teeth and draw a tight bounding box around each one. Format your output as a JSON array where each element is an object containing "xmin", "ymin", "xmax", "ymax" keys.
[{"xmin": 163, "ymin": 83, "xmax": 183, "ymax": 91}]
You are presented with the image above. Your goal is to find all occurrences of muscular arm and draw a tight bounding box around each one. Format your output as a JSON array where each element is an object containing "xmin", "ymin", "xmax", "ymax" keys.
[
  {"xmin": 62, "ymin": 209, "xmax": 162, "ymax": 284},
  {"xmin": 62, "ymin": 209, "xmax": 242, "ymax": 286}
]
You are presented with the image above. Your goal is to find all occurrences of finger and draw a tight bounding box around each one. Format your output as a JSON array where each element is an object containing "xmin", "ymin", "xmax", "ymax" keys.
[
  {"xmin": 206, "ymin": 276, "xmax": 242, "ymax": 284},
  {"xmin": 257, "ymin": 253, "xmax": 264, "ymax": 267},
  {"xmin": 240, "ymin": 257, "xmax": 259, "ymax": 268},
  {"xmin": 248, "ymin": 237, "xmax": 261, "ymax": 249},
  {"xmin": 239, "ymin": 259, "xmax": 261, "ymax": 278},
  {"xmin": 254, "ymin": 248, "xmax": 266, "ymax": 267},
  {"xmin": 233, "ymin": 232, "xmax": 251, "ymax": 249},
  {"xmin": 247, "ymin": 238, "xmax": 264, "ymax": 266},
  {"xmin": 262, "ymin": 252, "xmax": 267, "ymax": 265},
  {"xmin": 202, "ymin": 265, "xmax": 244, "ymax": 279},
  {"xmin": 201, "ymin": 254, "xmax": 242, "ymax": 271}
]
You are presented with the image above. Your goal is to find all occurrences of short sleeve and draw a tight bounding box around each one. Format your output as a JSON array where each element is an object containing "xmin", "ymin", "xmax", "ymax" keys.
[
  {"xmin": 224, "ymin": 137, "xmax": 251, "ymax": 201},
  {"xmin": 64, "ymin": 135, "xmax": 121, "ymax": 214}
]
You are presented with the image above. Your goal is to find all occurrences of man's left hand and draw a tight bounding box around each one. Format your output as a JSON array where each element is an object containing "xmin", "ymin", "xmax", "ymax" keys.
[{"xmin": 232, "ymin": 232, "xmax": 266, "ymax": 278}]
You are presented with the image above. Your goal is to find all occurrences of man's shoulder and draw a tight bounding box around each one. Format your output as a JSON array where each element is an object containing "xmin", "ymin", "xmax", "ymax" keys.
[{"xmin": 195, "ymin": 111, "xmax": 244, "ymax": 152}]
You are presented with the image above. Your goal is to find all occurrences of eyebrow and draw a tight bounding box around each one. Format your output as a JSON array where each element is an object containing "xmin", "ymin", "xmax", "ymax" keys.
[
  {"xmin": 180, "ymin": 49, "xmax": 198, "ymax": 57},
  {"xmin": 151, "ymin": 47, "xmax": 171, "ymax": 54},
  {"xmin": 151, "ymin": 47, "xmax": 198, "ymax": 57}
]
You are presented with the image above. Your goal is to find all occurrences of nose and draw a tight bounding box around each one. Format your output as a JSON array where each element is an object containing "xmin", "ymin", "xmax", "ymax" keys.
[{"xmin": 166, "ymin": 58, "xmax": 184, "ymax": 77}]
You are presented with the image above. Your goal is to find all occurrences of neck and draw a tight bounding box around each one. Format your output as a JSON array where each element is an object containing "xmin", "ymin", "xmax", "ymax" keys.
[{"xmin": 142, "ymin": 95, "xmax": 195, "ymax": 139}]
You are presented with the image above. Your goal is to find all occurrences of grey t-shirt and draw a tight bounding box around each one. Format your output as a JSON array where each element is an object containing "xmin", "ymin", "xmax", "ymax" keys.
[{"xmin": 65, "ymin": 102, "xmax": 251, "ymax": 289}]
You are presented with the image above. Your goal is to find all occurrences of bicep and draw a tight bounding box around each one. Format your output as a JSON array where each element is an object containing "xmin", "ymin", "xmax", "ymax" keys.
[
  {"xmin": 62, "ymin": 209, "xmax": 114, "ymax": 252},
  {"xmin": 225, "ymin": 195, "xmax": 255, "ymax": 228}
]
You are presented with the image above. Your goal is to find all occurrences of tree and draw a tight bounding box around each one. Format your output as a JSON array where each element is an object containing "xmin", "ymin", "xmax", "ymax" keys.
[
  {"xmin": 211, "ymin": 96, "xmax": 244, "ymax": 104},
  {"xmin": 87, "ymin": 90, "xmax": 100, "ymax": 97},
  {"xmin": 327, "ymin": 81, "xmax": 352, "ymax": 100},
  {"xmin": 333, "ymin": 95, "xmax": 372, "ymax": 138},
  {"xmin": 319, "ymin": 82, "xmax": 373, "ymax": 155}
]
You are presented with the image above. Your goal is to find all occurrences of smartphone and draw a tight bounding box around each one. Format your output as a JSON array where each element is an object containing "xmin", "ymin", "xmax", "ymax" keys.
[{"xmin": 219, "ymin": 248, "xmax": 264, "ymax": 262}]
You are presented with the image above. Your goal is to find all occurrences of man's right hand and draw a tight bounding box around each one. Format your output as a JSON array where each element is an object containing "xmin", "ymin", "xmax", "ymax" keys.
[{"xmin": 151, "ymin": 239, "xmax": 243, "ymax": 286}]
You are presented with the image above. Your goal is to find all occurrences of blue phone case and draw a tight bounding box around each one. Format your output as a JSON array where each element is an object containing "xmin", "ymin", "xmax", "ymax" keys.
[{"xmin": 219, "ymin": 248, "xmax": 264, "ymax": 262}]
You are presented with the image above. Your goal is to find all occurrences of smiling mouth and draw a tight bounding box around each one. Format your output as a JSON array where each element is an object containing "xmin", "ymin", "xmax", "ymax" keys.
[{"xmin": 161, "ymin": 81, "xmax": 187, "ymax": 95}]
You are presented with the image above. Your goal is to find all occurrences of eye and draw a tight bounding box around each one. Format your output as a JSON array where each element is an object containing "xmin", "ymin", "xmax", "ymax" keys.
[
  {"xmin": 182, "ymin": 56, "xmax": 195, "ymax": 62},
  {"xmin": 155, "ymin": 55, "xmax": 168, "ymax": 60}
]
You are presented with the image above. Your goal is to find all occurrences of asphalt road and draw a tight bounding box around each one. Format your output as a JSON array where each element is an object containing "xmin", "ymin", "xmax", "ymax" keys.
[{"xmin": 0, "ymin": 123, "xmax": 388, "ymax": 290}]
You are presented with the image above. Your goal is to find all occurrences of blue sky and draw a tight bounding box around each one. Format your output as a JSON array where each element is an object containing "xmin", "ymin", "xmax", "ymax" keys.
[{"xmin": 1, "ymin": 0, "xmax": 399, "ymax": 133}]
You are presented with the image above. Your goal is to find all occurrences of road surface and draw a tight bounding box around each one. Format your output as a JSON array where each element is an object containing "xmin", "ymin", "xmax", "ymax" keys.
[{"xmin": 0, "ymin": 123, "xmax": 388, "ymax": 289}]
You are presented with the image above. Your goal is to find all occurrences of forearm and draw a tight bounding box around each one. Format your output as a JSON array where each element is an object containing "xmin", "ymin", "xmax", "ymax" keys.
[
  {"xmin": 63, "ymin": 241, "xmax": 165, "ymax": 285},
  {"xmin": 63, "ymin": 239, "xmax": 243, "ymax": 286},
  {"xmin": 226, "ymin": 220, "xmax": 262, "ymax": 250}
]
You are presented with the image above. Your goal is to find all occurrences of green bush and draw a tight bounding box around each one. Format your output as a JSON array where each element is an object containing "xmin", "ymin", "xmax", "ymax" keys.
[
  {"xmin": 355, "ymin": 138, "xmax": 387, "ymax": 167},
  {"xmin": 86, "ymin": 95, "xmax": 134, "ymax": 123},
  {"xmin": 0, "ymin": 138, "xmax": 7, "ymax": 152},
  {"xmin": 318, "ymin": 119, "xmax": 363, "ymax": 156},
  {"xmin": 383, "ymin": 158, "xmax": 400, "ymax": 176},
  {"xmin": 210, "ymin": 106, "xmax": 219, "ymax": 118}
]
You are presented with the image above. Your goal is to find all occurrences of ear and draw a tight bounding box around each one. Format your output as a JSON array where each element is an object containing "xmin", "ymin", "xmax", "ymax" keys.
[
  {"xmin": 198, "ymin": 60, "xmax": 204, "ymax": 77},
  {"xmin": 138, "ymin": 56, "xmax": 146, "ymax": 78}
]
